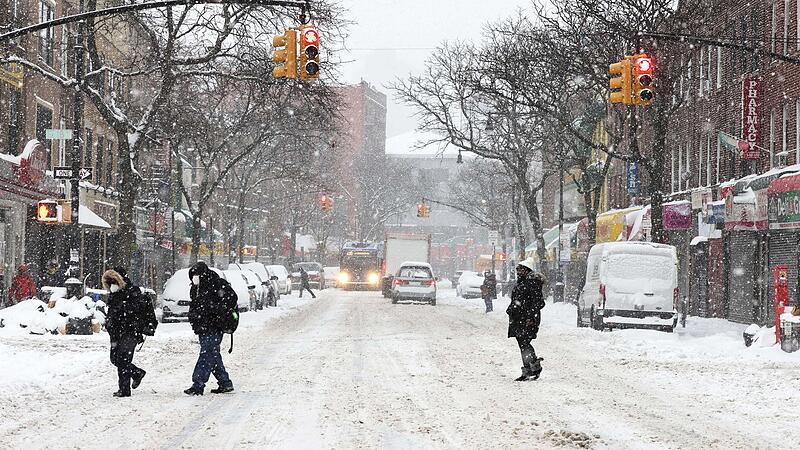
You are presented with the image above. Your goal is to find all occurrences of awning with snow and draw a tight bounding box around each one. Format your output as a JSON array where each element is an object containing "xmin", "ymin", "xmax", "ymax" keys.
[
  {"xmin": 595, "ymin": 206, "xmax": 640, "ymax": 243},
  {"xmin": 79, "ymin": 205, "xmax": 111, "ymax": 229},
  {"xmin": 768, "ymin": 172, "xmax": 800, "ymax": 230}
]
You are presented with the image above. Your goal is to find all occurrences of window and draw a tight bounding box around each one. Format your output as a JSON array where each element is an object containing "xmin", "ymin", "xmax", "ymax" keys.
[
  {"xmin": 685, "ymin": 143, "xmax": 691, "ymax": 190},
  {"xmin": 706, "ymin": 46, "xmax": 713, "ymax": 94},
  {"xmin": 698, "ymin": 135, "xmax": 704, "ymax": 186},
  {"xmin": 96, "ymin": 136, "xmax": 105, "ymax": 183},
  {"xmin": 671, "ymin": 147, "xmax": 676, "ymax": 192},
  {"xmin": 38, "ymin": 0, "xmax": 54, "ymax": 66},
  {"xmin": 770, "ymin": 109, "xmax": 776, "ymax": 168},
  {"xmin": 772, "ymin": 1, "xmax": 778, "ymax": 53},
  {"xmin": 716, "ymin": 132, "xmax": 721, "ymax": 184},
  {"xmin": 783, "ymin": 104, "xmax": 789, "ymax": 162},
  {"xmin": 106, "ymin": 140, "xmax": 114, "ymax": 186},
  {"xmin": 706, "ymin": 134, "xmax": 712, "ymax": 186},
  {"xmin": 796, "ymin": 100, "xmax": 800, "ymax": 163},
  {"xmin": 678, "ymin": 142, "xmax": 683, "ymax": 191},
  {"xmin": 716, "ymin": 47, "xmax": 723, "ymax": 89},
  {"xmin": 698, "ymin": 48, "xmax": 705, "ymax": 97},
  {"xmin": 60, "ymin": 27, "xmax": 69, "ymax": 77},
  {"xmin": 784, "ymin": 0, "xmax": 790, "ymax": 55},
  {"xmin": 7, "ymin": 90, "xmax": 21, "ymax": 155},
  {"xmin": 84, "ymin": 128, "xmax": 93, "ymax": 167}
]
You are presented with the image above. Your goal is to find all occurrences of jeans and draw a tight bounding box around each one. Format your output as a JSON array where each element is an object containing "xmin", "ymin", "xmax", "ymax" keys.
[
  {"xmin": 110, "ymin": 335, "xmax": 144, "ymax": 394},
  {"xmin": 515, "ymin": 336, "xmax": 537, "ymax": 369},
  {"xmin": 192, "ymin": 334, "xmax": 232, "ymax": 391},
  {"xmin": 484, "ymin": 298, "xmax": 494, "ymax": 313}
]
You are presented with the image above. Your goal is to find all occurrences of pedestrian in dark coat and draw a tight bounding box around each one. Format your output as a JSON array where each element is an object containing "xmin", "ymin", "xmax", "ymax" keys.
[
  {"xmin": 185, "ymin": 261, "xmax": 235, "ymax": 396},
  {"xmin": 480, "ymin": 271, "xmax": 497, "ymax": 313},
  {"xmin": 103, "ymin": 268, "xmax": 148, "ymax": 397},
  {"xmin": 298, "ymin": 267, "xmax": 316, "ymax": 298},
  {"xmin": 507, "ymin": 258, "xmax": 546, "ymax": 381}
]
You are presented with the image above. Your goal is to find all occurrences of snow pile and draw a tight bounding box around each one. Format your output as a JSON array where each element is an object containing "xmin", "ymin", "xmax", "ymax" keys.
[{"xmin": 0, "ymin": 296, "xmax": 106, "ymax": 336}]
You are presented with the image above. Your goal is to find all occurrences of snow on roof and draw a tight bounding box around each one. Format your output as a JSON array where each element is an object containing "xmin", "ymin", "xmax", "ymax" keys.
[
  {"xmin": 0, "ymin": 152, "xmax": 20, "ymax": 165},
  {"xmin": 590, "ymin": 241, "xmax": 677, "ymax": 259},
  {"xmin": 400, "ymin": 261, "xmax": 432, "ymax": 268},
  {"xmin": 79, "ymin": 205, "xmax": 111, "ymax": 229},
  {"xmin": 690, "ymin": 236, "xmax": 709, "ymax": 246}
]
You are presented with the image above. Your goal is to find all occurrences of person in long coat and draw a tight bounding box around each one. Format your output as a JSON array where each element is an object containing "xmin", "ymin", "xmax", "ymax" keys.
[
  {"xmin": 507, "ymin": 258, "xmax": 545, "ymax": 381},
  {"xmin": 103, "ymin": 268, "xmax": 148, "ymax": 397},
  {"xmin": 480, "ymin": 271, "xmax": 497, "ymax": 313}
]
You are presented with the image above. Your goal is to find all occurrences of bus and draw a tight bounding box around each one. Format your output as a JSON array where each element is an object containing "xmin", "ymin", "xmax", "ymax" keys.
[{"xmin": 337, "ymin": 242, "xmax": 383, "ymax": 290}]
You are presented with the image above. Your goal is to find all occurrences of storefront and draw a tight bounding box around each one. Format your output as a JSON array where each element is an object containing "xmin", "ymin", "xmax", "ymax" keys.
[
  {"xmin": 767, "ymin": 172, "xmax": 800, "ymax": 321},
  {"xmin": 79, "ymin": 184, "xmax": 118, "ymax": 288},
  {"xmin": 595, "ymin": 206, "xmax": 641, "ymax": 243}
]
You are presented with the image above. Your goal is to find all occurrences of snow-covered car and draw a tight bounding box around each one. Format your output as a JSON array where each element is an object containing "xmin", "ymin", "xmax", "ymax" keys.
[
  {"xmin": 161, "ymin": 267, "xmax": 248, "ymax": 322},
  {"xmin": 222, "ymin": 270, "xmax": 255, "ymax": 312},
  {"xmin": 391, "ymin": 261, "xmax": 437, "ymax": 306},
  {"xmin": 577, "ymin": 241, "xmax": 679, "ymax": 332},
  {"xmin": 456, "ymin": 271, "xmax": 485, "ymax": 298},
  {"xmin": 229, "ymin": 263, "xmax": 279, "ymax": 305},
  {"xmin": 267, "ymin": 265, "xmax": 292, "ymax": 295},
  {"xmin": 291, "ymin": 262, "xmax": 325, "ymax": 290},
  {"xmin": 238, "ymin": 268, "xmax": 268, "ymax": 310}
]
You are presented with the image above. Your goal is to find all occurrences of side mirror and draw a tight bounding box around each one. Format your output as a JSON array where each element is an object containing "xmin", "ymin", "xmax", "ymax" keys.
[{"xmin": 270, "ymin": 275, "xmax": 278, "ymax": 281}]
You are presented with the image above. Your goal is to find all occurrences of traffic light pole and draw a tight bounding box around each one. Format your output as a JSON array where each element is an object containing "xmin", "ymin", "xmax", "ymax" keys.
[{"xmin": 68, "ymin": 0, "xmax": 85, "ymax": 278}]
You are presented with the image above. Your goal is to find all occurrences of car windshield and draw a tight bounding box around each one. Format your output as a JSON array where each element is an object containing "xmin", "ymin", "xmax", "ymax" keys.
[{"xmin": 398, "ymin": 266, "xmax": 432, "ymax": 279}]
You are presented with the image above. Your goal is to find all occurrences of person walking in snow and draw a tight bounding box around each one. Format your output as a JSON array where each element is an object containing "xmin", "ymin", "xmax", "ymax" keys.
[
  {"xmin": 507, "ymin": 258, "xmax": 545, "ymax": 381},
  {"xmin": 298, "ymin": 267, "xmax": 316, "ymax": 298},
  {"xmin": 480, "ymin": 271, "xmax": 497, "ymax": 313},
  {"xmin": 103, "ymin": 268, "xmax": 152, "ymax": 397},
  {"xmin": 184, "ymin": 261, "xmax": 236, "ymax": 396},
  {"xmin": 39, "ymin": 259, "xmax": 64, "ymax": 288},
  {"xmin": 8, "ymin": 264, "xmax": 36, "ymax": 305}
]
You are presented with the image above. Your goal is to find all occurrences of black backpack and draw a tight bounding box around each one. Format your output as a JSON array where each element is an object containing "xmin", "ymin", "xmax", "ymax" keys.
[
  {"xmin": 217, "ymin": 280, "xmax": 239, "ymax": 353},
  {"xmin": 134, "ymin": 290, "xmax": 158, "ymax": 336}
]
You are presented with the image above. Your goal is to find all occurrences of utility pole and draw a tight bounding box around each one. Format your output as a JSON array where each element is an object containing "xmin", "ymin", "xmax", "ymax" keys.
[
  {"xmin": 554, "ymin": 165, "xmax": 565, "ymax": 303},
  {"xmin": 68, "ymin": 0, "xmax": 84, "ymax": 277}
]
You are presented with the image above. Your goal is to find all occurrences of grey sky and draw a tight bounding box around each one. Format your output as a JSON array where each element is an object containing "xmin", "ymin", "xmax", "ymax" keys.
[{"xmin": 335, "ymin": 0, "xmax": 532, "ymax": 139}]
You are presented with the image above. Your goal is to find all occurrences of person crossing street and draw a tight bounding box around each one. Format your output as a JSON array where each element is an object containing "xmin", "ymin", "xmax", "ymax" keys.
[
  {"xmin": 298, "ymin": 267, "xmax": 316, "ymax": 298},
  {"xmin": 507, "ymin": 258, "xmax": 545, "ymax": 381}
]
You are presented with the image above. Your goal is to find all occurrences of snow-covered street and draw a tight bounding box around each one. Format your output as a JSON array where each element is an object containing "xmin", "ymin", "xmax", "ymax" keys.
[{"xmin": 2, "ymin": 288, "xmax": 799, "ymax": 449}]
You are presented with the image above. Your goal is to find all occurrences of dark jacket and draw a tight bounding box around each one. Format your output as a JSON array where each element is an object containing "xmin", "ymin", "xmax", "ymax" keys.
[
  {"xmin": 188, "ymin": 263, "xmax": 237, "ymax": 335},
  {"xmin": 103, "ymin": 269, "xmax": 145, "ymax": 341},
  {"xmin": 507, "ymin": 273, "xmax": 545, "ymax": 339},
  {"xmin": 300, "ymin": 268, "xmax": 310, "ymax": 285},
  {"xmin": 481, "ymin": 273, "xmax": 497, "ymax": 300}
]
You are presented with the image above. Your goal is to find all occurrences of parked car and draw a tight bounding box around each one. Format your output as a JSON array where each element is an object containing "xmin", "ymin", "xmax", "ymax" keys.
[
  {"xmin": 576, "ymin": 241, "xmax": 679, "ymax": 332},
  {"xmin": 291, "ymin": 262, "xmax": 325, "ymax": 290},
  {"xmin": 391, "ymin": 261, "xmax": 437, "ymax": 306},
  {"xmin": 267, "ymin": 264, "xmax": 292, "ymax": 295},
  {"xmin": 229, "ymin": 263, "xmax": 279, "ymax": 306},
  {"xmin": 222, "ymin": 270, "xmax": 256, "ymax": 312},
  {"xmin": 161, "ymin": 267, "xmax": 226, "ymax": 322},
  {"xmin": 239, "ymin": 269, "xmax": 268, "ymax": 310},
  {"xmin": 456, "ymin": 271, "xmax": 485, "ymax": 299}
]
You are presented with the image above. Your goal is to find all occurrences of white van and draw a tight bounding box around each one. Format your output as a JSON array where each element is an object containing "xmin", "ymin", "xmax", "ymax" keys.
[{"xmin": 577, "ymin": 242, "xmax": 679, "ymax": 332}]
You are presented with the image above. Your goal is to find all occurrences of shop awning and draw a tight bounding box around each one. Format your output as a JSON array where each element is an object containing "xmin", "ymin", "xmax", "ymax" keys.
[
  {"xmin": 768, "ymin": 173, "xmax": 800, "ymax": 230},
  {"xmin": 663, "ymin": 200, "xmax": 692, "ymax": 230},
  {"xmin": 596, "ymin": 206, "xmax": 640, "ymax": 243},
  {"xmin": 79, "ymin": 205, "xmax": 111, "ymax": 229}
]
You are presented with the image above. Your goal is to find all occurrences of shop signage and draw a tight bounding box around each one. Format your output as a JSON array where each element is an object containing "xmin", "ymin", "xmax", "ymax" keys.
[
  {"xmin": 769, "ymin": 189, "xmax": 800, "ymax": 229},
  {"xmin": 691, "ymin": 188, "xmax": 713, "ymax": 210},
  {"xmin": 725, "ymin": 189, "xmax": 769, "ymax": 230},
  {"xmin": 741, "ymin": 78, "xmax": 762, "ymax": 160},
  {"xmin": 626, "ymin": 161, "xmax": 639, "ymax": 194},
  {"xmin": 663, "ymin": 201, "xmax": 693, "ymax": 230}
]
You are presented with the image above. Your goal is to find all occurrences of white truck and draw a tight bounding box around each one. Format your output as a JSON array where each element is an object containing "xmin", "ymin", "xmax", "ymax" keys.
[{"xmin": 381, "ymin": 232, "xmax": 432, "ymax": 297}]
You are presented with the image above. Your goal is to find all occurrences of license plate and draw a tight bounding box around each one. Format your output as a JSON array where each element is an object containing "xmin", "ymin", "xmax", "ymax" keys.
[{"xmin": 410, "ymin": 281, "xmax": 421, "ymax": 286}]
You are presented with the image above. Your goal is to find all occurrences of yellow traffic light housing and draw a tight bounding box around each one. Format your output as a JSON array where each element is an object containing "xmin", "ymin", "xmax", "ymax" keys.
[
  {"xmin": 37, "ymin": 200, "xmax": 58, "ymax": 223},
  {"xmin": 632, "ymin": 54, "xmax": 655, "ymax": 106},
  {"xmin": 299, "ymin": 25, "xmax": 320, "ymax": 81},
  {"xmin": 272, "ymin": 28, "xmax": 298, "ymax": 79},
  {"xmin": 609, "ymin": 58, "xmax": 633, "ymax": 105}
]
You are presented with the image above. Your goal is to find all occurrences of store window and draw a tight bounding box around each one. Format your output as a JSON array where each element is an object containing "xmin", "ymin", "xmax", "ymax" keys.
[
  {"xmin": 7, "ymin": 90, "xmax": 21, "ymax": 155},
  {"xmin": 84, "ymin": 128, "xmax": 93, "ymax": 167}
]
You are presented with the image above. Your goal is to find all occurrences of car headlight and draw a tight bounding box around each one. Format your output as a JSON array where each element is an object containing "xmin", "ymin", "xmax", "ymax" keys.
[
  {"xmin": 367, "ymin": 272, "xmax": 380, "ymax": 284},
  {"xmin": 337, "ymin": 272, "xmax": 350, "ymax": 284}
]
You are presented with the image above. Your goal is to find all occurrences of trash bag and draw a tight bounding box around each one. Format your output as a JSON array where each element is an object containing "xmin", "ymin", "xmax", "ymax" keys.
[{"xmin": 66, "ymin": 316, "xmax": 93, "ymax": 335}]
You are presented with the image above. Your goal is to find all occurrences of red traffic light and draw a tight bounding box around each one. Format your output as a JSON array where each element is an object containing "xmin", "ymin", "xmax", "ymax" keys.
[
  {"xmin": 635, "ymin": 57, "xmax": 652, "ymax": 73},
  {"xmin": 302, "ymin": 27, "xmax": 319, "ymax": 45},
  {"xmin": 320, "ymin": 195, "xmax": 328, "ymax": 204}
]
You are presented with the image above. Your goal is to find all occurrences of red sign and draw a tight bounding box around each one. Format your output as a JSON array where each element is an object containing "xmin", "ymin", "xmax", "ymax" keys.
[
  {"xmin": 774, "ymin": 265, "xmax": 789, "ymax": 343},
  {"xmin": 17, "ymin": 139, "xmax": 48, "ymax": 186},
  {"xmin": 741, "ymin": 78, "xmax": 762, "ymax": 160},
  {"xmin": 302, "ymin": 27, "xmax": 319, "ymax": 45}
]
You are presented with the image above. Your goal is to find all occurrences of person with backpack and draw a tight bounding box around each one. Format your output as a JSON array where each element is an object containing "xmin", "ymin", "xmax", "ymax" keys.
[
  {"xmin": 185, "ymin": 261, "xmax": 236, "ymax": 396},
  {"xmin": 103, "ymin": 267, "xmax": 156, "ymax": 397},
  {"xmin": 507, "ymin": 258, "xmax": 546, "ymax": 381}
]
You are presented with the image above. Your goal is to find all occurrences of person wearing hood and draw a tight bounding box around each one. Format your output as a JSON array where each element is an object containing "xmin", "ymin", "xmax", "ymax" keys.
[
  {"xmin": 39, "ymin": 259, "xmax": 64, "ymax": 288},
  {"xmin": 480, "ymin": 271, "xmax": 497, "ymax": 313},
  {"xmin": 185, "ymin": 261, "xmax": 236, "ymax": 396},
  {"xmin": 103, "ymin": 267, "xmax": 148, "ymax": 397},
  {"xmin": 8, "ymin": 264, "xmax": 36, "ymax": 306},
  {"xmin": 506, "ymin": 258, "xmax": 546, "ymax": 381}
]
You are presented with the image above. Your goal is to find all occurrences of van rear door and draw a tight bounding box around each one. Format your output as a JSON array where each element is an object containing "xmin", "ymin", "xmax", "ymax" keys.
[{"xmin": 601, "ymin": 252, "xmax": 676, "ymax": 313}]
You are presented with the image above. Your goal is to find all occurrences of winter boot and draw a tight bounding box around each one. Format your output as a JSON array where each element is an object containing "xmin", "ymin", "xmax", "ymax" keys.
[
  {"xmin": 184, "ymin": 386, "xmax": 204, "ymax": 396},
  {"xmin": 528, "ymin": 358, "xmax": 543, "ymax": 380},
  {"xmin": 112, "ymin": 390, "xmax": 131, "ymax": 397},
  {"xmin": 514, "ymin": 367, "xmax": 530, "ymax": 382},
  {"xmin": 131, "ymin": 369, "xmax": 146, "ymax": 390},
  {"xmin": 210, "ymin": 385, "xmax": 235, "ymax": 394}
]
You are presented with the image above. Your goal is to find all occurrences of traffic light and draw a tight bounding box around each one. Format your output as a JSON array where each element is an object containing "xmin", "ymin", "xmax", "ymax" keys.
[
  {"xmin": 632, "ymin": 54, "xmax": 654, "ymax": 106},
  {"xmin": 416, "ymin": 203, "xmax": 430, "ymax": 218},
  {"xmin": 319, "ymin": 194, "xmax": 333, "ymax": 212},
  {"xmin": 299, "ymin": 25, "xmax": 320, "ymax": 81},
  {"xmin": 37, "ymin": 200, "xmax": 58, "ymax": 223},
  {"xmin": 272, "ymin": 28, "xmax": 297, "ymax": 79},
  {"xmin": 608, "ymin": 58, "xmax": 633, "ymax": 105}
]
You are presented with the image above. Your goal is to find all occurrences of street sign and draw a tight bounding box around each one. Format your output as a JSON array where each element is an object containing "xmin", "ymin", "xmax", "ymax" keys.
[
  {"xmin": 53, "ymin": 166, "xmax": 73, "ymax": 179},
  {"xmin": 78, "ymin": 167, "xmax": 93, "ymax": 180},
  {"xmin": 626, "ymin": 161, "xmax": 639, "ymax": 194},
  {"xmin": 45, "ymin": 129, "xmax": 73, "ymax": 140},
  {"xmin": 559, "ymin": 228, "xmax": 571, "ymax": 262},
  {"xmin": 488, "ymin": 230, "xmax": 500, "ymax": 247}
]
